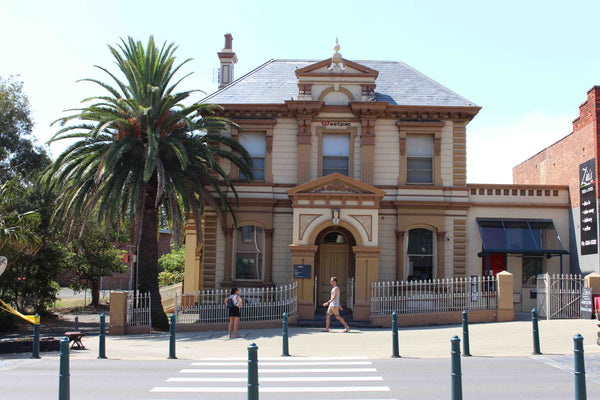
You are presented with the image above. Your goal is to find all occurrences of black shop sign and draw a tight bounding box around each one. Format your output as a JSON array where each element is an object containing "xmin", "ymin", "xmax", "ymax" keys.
[{"xmin": 580, "ymin": 158, "xmax": 598, "ymax": 255}]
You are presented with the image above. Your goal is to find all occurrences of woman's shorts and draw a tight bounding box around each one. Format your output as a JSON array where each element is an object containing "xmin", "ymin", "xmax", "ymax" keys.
[{"xmin": 228, "ymin": 307, "xmax": 241, "ymax": 318}]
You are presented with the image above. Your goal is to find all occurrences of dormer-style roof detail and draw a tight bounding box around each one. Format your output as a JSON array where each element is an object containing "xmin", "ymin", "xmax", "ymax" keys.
[
  {"xmin": 287, "ymin": 173, "xmax": 386, "ymax": 208},
  {"xmin": 295, "ymin": 58, "xmax": 379, "ymax": 79}
]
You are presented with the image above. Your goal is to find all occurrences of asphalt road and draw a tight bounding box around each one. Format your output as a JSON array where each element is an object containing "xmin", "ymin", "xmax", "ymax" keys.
[{"xmin": 2, "ymin": 354, "xmax": 600, "ymax": 399}]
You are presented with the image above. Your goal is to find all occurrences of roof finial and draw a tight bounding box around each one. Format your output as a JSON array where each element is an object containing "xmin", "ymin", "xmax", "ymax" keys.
[{"xmin": 329, "ymin": 37, "xmax": 345, "ymax": 71}]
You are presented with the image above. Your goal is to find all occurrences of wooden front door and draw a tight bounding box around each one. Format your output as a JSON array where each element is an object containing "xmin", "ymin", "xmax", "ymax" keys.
[{"xmin": 318, "ymin": 243, "xmax": 349, "ymax": 306}]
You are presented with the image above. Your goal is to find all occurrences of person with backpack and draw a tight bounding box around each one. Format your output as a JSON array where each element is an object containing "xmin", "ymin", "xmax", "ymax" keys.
[{"xmin": 225, "ymin": 287, "xmax": 243, "ymax": 338}]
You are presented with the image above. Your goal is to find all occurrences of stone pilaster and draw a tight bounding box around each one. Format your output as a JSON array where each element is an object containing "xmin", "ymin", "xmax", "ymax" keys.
[
  {"xmin": 288, "ymin": 244, "xmax": 319, "ymax": 319},
  {"xmin": 352, "ymin": 246, "xmax": 381, "ymax": 321},
  {"xmin": 221, "ymin": 227, "xmax": 235, "ymax": 286},
  {"xmin": 436, "ymin": 231, "xmax": 446, "ymax": 279},
  {"xmin": 264, "ymin": 228, "xmax": 274, "ymax": 284},
  {"xmin": 395, "ymin": 231, "xmax": 405, "ymax": 280}
]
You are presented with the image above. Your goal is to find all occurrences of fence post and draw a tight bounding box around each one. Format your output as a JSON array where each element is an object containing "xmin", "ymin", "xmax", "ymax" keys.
[
  {"xmin": 451, "ymin": 335, "xmax": 462, "ymax": 400},
  {"xmin": 574, "ymin": 333, "xmax": 587, "ymax": 400},
  {"xmin": 392, "ymin": 312, "xmax": 400, "ymax": 358},
  {"xmin": 282, "ymin": 312, "xmax": 289, "ymax": 356},
  {"xmin": 98, "ymin": 313, "xmax": 107, "ymax": 359},
  {"xmin": 531, "ymin": 309, "xmax": 542, "ymax": 355},
  {"xmin": 168, "ymin": 313, "xmax": 177, "ymax": 359},
  {"xmin": 462, "ymin": 310, "xmax": 471, "ymax": 357},
  {"xmin": 58, "ymin": 337, "xmax": 70, "ymax": 400},
  {"xmin": 32, "ymin": 314, "xmax": 40, "ymax": 359},
  {"xmin": 247, "ymin": 342, "xmax": 259, "ymax": 400}
]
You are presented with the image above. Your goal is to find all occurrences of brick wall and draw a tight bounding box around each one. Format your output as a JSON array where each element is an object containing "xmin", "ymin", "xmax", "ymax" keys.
[{"xmin": 513, "ymin": 86, "xmax": 600, "ymax": 209}]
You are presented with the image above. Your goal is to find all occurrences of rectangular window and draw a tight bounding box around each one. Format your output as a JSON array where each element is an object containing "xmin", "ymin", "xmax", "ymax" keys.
[
  {"xmin": 407, "ymin": 134, "xmax": 433, "ymax": 184},
  {"xmin": 239, "ymin": 133, "xmax": 266, "ymax": 181},
  {"xmin": 407, "ymin": 228, "xmax": 434, "ymax": 280},
  {"xmin": 522, "ymin": 257, "xmax": 543, "ymax": 286},
  {"xmin": 235, "ymin": 226, "xmax": 264, "ymax": 280},
  {"xmin": 323, "ymin": 134, "xmax": 349, "ymax": 176}
]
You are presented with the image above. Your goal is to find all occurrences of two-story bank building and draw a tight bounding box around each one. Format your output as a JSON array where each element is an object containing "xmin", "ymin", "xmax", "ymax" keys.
[{"xmin": 182, "ymin": 35, "xmax": 570, "ymax": 322}]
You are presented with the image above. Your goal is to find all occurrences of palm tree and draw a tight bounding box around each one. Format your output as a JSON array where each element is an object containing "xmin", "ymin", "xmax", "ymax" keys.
[{"xmin": 42, "ymin": 37, "xmax": 252, "ymax": 330}]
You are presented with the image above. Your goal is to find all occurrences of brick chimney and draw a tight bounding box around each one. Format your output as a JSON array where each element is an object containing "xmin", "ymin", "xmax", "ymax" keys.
[{"xmin": 217, "ymin": 33, "xmax": 237, "ymax": 90}]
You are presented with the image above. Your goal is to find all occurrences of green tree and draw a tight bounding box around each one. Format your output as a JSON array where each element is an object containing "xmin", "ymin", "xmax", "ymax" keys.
[
  {"xmin": 43, "ymin": 37, "xmax": 252, "ymax": 330},
  {"xmin": 0, "ymin": 76, "xmax": 50, "ymax": 184},
  {"xmin": 69, "ymin": 228, "xmax": 126, "ymax": 307},
  {"xmin": 158, "ymin": 244, "xmax": 185, "ymax": 286}
]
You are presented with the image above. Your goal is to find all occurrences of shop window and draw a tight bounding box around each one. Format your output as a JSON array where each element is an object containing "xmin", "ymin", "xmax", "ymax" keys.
[
  {"xmin": 239, "ymin": 133, "xmax": 266, "ymax": 181},
  {"xmin": 323, "ymin": 134, "xmax": 349, "ymax": 176},
  {"xmin": 407, "ymin": 228, "xmax": 434, "ymax": 280},
  {"xmin": 235, "ymin": 225, "xmax": 264, "ymax": 280},
  {"xmin": 407, "ymin": 134, "xmax": 433, "ymax": 184},
  {"xmin": 522, "ymin": 257, "xmax": 544, "ymax": 286}
]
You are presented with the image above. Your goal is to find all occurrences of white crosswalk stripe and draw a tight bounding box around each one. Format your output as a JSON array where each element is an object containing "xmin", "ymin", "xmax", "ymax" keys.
[{"xmin": 149, "ymin": 356, "xmax": 394, "ymax": 399}]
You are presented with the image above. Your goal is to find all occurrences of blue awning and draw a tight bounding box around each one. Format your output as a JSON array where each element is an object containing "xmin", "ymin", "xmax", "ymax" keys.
[{"xmin": 477, "ymin": 218, "xmax": 568, "ymax": 256}]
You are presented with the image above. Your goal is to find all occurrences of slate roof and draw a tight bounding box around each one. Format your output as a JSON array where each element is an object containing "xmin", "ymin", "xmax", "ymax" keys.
[{"xmin": 203, "ymin": 59, "xmax": 478, "ymax": 108}]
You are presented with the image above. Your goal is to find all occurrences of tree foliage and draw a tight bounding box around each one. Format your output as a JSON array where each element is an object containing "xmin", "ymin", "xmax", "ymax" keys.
[
  {"xmin": 42, "ymin": 37, "xmax": 252, "ymax": 330},
  {"xmin": 158, "ymin": 244, "xmax": 185, "ymax": 286},
  {"xmin": 0, "ymin": 76, "xmax": 50, "ymax": 184}
]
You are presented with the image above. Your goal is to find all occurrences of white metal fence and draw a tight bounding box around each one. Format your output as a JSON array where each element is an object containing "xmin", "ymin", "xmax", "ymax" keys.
[
  {"xmin": 175, "ymin": 283, "xmax": 298, "ymax": 325},
  {"xmin": 126, "ymin": 292, "xmax": 151, "ymax": 329},
  {"xmin": 537, "ymin": 273, "xmax": 584, "ymax": 319},
  {"xmin": 371, "ymin": 276, "xmax": 497, "ymax": 316}
]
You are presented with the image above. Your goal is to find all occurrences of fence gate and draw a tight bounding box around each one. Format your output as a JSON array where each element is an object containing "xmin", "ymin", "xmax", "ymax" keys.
[{"xmin": 537, "ymin": 273, "xmax": 584, "ymax": 319}]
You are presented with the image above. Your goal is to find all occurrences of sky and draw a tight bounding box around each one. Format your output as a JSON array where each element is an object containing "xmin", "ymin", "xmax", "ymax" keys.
[{"xmin": 1, "ymin": 0, "xmax": 597, "ymax": 183}]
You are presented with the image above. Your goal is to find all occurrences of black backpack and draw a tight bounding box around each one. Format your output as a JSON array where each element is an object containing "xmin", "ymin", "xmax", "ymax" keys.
[{"xmin": 226, "ymin": 296, "xmax": 236, "ymax": 309}]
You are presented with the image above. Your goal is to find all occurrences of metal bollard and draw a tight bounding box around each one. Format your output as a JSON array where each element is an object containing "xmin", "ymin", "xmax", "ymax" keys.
[
  {"xmin": 32, "ymin": 314, "xmax": 40, "ymax": 359},
  {"xmin": 58, "ymin": 337, "xmax": 70, "ymax": 400},
  {"xmin": 392, "ymin": 312, "xmax": 400, "ymax": 358},
  {"xmin": 462, "ymin": 310, "xmax": 471, "ymax": 357},
  {"xmin": 574, "ymin": 334, "xmax": 587, "ymax": 400},
  {"xmin": 168, "ymin": 313, "xmax": 177, "ymax": 359},
  {"xmin": 247, "ymin": 342, "xmax": 259, "ymax": 400},
  {"xmin": 451, "ymin": 335, "xmax": 463, "ymax": 400},
  {"xmin": 531, "ymin": 309, "xmax": 542, "ymax": 355},
  {"xmin": 282, "ymin": 312, "xmax": 289, "ymax": 356},
  {"xmin": 98, "ymin": 313, "xmax": 106, "ymax": 359},
  {"xmin": 74, "ymin": 316, "xmax": 78, "ymax": 331}
]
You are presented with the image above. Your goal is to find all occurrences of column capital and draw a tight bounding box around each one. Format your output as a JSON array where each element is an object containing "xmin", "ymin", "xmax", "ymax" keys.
[
  {"xmin": 288, "ymin": 244, "xmax": 318, "ymax": 257},
  {"xmin": 352, "ymin": 246, "xmax": 382, "ymax": 257}
]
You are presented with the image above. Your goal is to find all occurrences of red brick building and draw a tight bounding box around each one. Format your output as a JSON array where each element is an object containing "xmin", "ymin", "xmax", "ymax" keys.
[{"xmin": 514, "ymin": 87, "xmax": 600, "ymax": 274}]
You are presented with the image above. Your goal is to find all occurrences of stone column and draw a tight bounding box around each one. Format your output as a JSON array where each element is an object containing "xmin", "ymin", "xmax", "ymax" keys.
[
  {"xmin": 395, "ymin": 231, "xmax": 405, "ymax": 280},
  {"xmin": 183, "ymin": 221, "xmax": 202, "ymax": 292},
  {"xmin": 352, "ymin": 246, "xmax": 381, "ymax": 321},
  {"xmin": 108, "ymin": 291, "xmax": 127, "ymax": 335},
  {"xmin": 288, "ymin": 244, "xmax": 319, "ymax": 319},
  {"xmin": 496, "ymin": 271, "xmax": 515, "ymax": 322},
  {"xmin": 436, "ymin": 231, "xmax": 446, "ymax": 279},
  {"xmin": 222, "ymin": 227, "xmax": 235, "ymax": 286},
  {"xmin": 264, "ymin": 229, "xmax": 274, "ymax": 285}
]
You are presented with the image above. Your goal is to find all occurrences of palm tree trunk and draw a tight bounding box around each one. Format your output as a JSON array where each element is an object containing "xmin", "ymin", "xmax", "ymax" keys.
[{"xmin": 137, "ymin": 181, "xmax": 169, "ymax": 331}]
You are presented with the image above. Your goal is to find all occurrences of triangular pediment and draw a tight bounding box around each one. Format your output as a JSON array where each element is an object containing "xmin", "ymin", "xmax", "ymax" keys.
[
  {"xmin": 295, "ymin": 58, "xmax": 379, "ymax": 79},
  {"xmin": 287, "ymin": 173, "xmax": 386, "ymax": 205}
]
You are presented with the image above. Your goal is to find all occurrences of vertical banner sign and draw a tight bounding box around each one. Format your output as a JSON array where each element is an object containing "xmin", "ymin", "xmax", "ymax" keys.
[{"xmin": 580, "ymin": 158, "xmax": 598, "ymax": 255}]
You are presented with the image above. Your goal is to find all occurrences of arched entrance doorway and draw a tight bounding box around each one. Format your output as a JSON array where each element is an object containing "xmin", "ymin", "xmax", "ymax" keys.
[{"xmin": 315, "ymin": 227, "xmax": 356, "ymax": 308}]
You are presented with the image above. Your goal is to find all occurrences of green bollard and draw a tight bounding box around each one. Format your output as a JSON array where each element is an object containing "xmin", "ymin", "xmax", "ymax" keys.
[
  {"xmin": 282, "ymin": 312, "xmax": 289, "ymax": 357},
  {"xmin": 248, "ymin": 342, "xmax": 259, "ymax": 400},
  {"xmin": 451, "ymin": 335, "xmax": 463, "ymax": 400},
  {"xmin": 462, "ymin": 310, "xmax": 471, "ymax": 357},
  {"xmin": 574, "ymin": 334, "xmax": 587, "ymax": 400},
  {"xmin": 58, "ymin": 337, "xmax": 70, "ymax": 400},
  {"xmin": 168, "ymin": 313, "xmax": 177, "ymax": 359},
  {"xmin": 392, "ymin": 312, "xmax": 400, "ymax": 358},
  {"xmin": 531, "ymin": 308, "xmax": 542, "ymax": 355},
  {"xmin": 98, "ymin": 313, "xmax": 106, "ymax": 359},
  {"xmin": 32, "ymin": 314, "xmax": 40, "ymax": 359},
  {"xmin": 74, "ymin": 316, "xmax": 78, "ymax": 331}
]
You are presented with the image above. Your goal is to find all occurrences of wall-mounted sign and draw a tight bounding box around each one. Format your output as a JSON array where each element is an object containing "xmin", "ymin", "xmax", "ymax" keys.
[
  {"xmin": 580, "ymin": 158, "xmax": 598, "ymax": 255},
  {"xmin": 293, "ymin": 264, "xmax": 312, "ymax": 279},
  {"xmin": 581, "ymin": 287, "xmax": 593, "ymax": 319},
  {"xmin": 321, "ymin": 121, "xmax": 352, "ymax": 128}
]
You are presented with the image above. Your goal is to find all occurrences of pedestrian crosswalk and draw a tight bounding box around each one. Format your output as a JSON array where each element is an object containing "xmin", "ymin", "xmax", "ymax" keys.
[{"xmin": 149, "ymin": 356, "xmax": 395, "ymax": 399}]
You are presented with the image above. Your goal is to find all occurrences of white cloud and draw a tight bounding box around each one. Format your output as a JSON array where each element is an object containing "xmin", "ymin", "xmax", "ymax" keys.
[{"xmin": 467, "ymin": 112, "xmax": 573, "ymax": 184}]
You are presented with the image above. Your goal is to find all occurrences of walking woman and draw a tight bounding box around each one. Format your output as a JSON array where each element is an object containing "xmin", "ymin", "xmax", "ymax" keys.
[{"xmin": 225, "ymin": 287, "xmax": 243, "ymax": 338}]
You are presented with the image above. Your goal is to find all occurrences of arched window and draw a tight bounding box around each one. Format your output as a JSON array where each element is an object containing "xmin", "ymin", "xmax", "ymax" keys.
[
  {"xmin": 407, "ymin": 228, "xmax": 434, "ymax": 280},
  {"xmin": 235, "ymin": 225, "xmax": 264, "ymax": 280}
]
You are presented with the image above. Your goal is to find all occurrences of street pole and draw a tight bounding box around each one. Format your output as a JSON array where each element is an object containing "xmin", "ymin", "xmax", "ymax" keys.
[
  {"xmin": 282, "ymin": 312, "xmax": 289, "ymax": 356},
  {"xmin": 168, "ymin": 313, "xmax": 177, "ymax": 359},
  {"xmin": 531, "ymin": 308, "xmax": 542, "ymax": 355},
  {"xmin": 451, "ymin": 335, "xmax": 462, "ymax": 400},
  {"xmin": 574, "ymin": 333, "xmax": 587, "ymax": 400},
  {"xmin": 32, "ymin": 314, "xmax": 40, "ymax": 359},
  {"xmin": 98, "ymin": 313, "xmax": 106, "ymax": 359},
  {"xmin": 392, "ymin": 311, "xmax": 400, "ymax": 358},
  {"xmin": 462, "ymin": 310, "xmax": 471, "ymax": 357},
  {"xmin": 58, "ymin": 337, "xmax": 70, "ymax": 400},
  {"xmin": 248, "ymin": 342, "xmax": 259, "ymax": 400}
]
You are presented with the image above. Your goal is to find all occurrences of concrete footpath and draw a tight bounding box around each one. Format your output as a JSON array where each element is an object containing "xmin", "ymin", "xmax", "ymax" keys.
[{"xmin": 29, "ymin": 318, "xmax": 600, "ymax": 361}]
